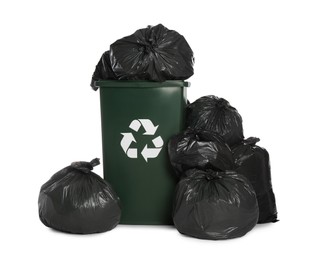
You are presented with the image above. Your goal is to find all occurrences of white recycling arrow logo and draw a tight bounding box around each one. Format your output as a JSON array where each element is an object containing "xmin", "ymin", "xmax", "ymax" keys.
[{"xmin": 120, "ymin": 119, "xmax": 163, "ymax": 162}]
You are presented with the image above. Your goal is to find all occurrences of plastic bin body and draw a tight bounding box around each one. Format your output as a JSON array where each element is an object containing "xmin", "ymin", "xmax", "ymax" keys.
[{"xmin": 96, "ymin": 80, "xmax": 188, "ymax": 225}]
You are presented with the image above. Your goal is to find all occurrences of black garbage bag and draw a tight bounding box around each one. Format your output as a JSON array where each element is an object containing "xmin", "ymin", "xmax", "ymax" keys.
[
  {"xmin": 38, "ymin": 158, "xmax": 121, "ymax": 234},
  {"xmin": 186, "ymin": 95, "xmax": 244, "ymax": 147},
  {"xmin": 110, "ymin": 24, "xmax": 194, "ymax": 81},
  {"xmin": 232, "ymin": 137, "xmax": 278, "ymax": 223},
  {"xmin": 168, "ymin": 128, "xmax": 234, "ymax": 178},
  {"xmin": 173, "ymin": 169, "xmax": 259, "ymax": 240},
  {"xmin": 90, "ymin": 51, "xmax": 117, "ymax": 90}
]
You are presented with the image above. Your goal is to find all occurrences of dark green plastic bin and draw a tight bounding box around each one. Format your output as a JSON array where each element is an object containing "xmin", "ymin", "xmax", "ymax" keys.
[{"xmin": 95, "ymin": 80, "xmax": 188, "ymax": 225}]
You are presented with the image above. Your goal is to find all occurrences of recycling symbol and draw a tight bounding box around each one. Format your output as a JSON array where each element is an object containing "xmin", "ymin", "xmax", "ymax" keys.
[{"xmin": 120, "ymin": 119, "xmax": 164, "ymax": 162}]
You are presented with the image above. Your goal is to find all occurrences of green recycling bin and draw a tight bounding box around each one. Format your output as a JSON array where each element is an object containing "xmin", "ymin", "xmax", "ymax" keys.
[{"xmin": 95, "ymin": 80, "xmax": 188, "ymax": 225}]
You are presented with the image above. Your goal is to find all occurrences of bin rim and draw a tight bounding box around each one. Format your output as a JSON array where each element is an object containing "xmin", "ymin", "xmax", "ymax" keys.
[{"xmin": 94, "ymin": 80, "xmax": 190, "ymax": 89}]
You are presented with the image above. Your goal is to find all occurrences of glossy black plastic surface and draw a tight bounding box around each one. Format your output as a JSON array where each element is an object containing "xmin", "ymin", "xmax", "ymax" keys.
[
  {"xmin": 173, "ymin": 169, "xmax": 259, "ymax": 240},
  {"xmin": 168, "ymin": 128, "xmax": 234, "ymax": 178},
  {"xmin": 186, "ymin": 95, "xmax": 244, "ymax": 146},
  {"xmin": 91, "ymin": 51, "xmax": 117, "ymax": 90},
  {"xmin": 38, "ymin": 158, "xmax": 121, "ymax": 234},
  {"xmin": 110, "ymin": 24, "xmax": 194, "ymax": 81},
  {"xmin": 232, "ymin": 137, "xmax": 278, "ymax": 223}
]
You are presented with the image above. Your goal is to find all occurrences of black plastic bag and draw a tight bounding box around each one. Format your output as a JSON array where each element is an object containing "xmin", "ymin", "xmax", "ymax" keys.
[
  {"xmin": 110, "ymin": 24, "xmax": 194, "ymax": 81},
  {"xmin": 38, "ymin": 158, "xmax": 121, "ymax": 234},
  {"xmin": 232, "ymin": 137, "xmax": 278, "ymax": 223},
  {"xmin": 168, "ymin": 128, "xmax": 234, "ymax": 178},
  {"xmin": 173, "ymin": 169, "xmax": 259, "ymax": 240},
  {"xmin": 90, "ymin": 51, "xmax": 117, "ymax": 90},
  {"xmin": 186, "ymin": 95, "xmax": 244, "ymax": 146}
]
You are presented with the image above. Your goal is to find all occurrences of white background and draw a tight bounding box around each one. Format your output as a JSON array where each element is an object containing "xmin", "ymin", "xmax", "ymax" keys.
[{"xmin": 1, "ymin": 0, "xmax": 316, "ymax": 259}]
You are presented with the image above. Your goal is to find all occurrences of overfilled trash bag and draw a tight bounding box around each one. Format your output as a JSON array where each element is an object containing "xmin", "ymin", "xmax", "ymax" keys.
[
  {"xmin": 168, "ymin": 128, "xmax": 234, "ymax": 178},
  {"xmin": 186, "ymin": 95, "xmax": 244, "ymax": 146},
  {"xmin": 38, "ymin": 158, "xmax": 121, "ymax": 234},
  {"xmin": 110, "ymin": 24, "xmax": 194, "ymax": 81},
  {"xmin": 173, "ymin": 169, "xmax": 259, "ymax": 240},
  {"xmin": 90, "ymin": 51, "xmax": 117, "ymax": 90},
  {"xmin": 232, "ymin": 137, "xmax": 278, "ymax": 223}
]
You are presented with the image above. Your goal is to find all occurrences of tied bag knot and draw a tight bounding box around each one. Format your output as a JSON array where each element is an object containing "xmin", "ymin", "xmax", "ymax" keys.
[{"xmin": 70, "ymin": 158, "xmax": 100, "ymax": 173}]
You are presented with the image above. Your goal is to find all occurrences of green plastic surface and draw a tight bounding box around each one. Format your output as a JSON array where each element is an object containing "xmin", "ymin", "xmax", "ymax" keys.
[{"xmin": 97, "ymin": 80, "xmax": 187, "ymax": 225}]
